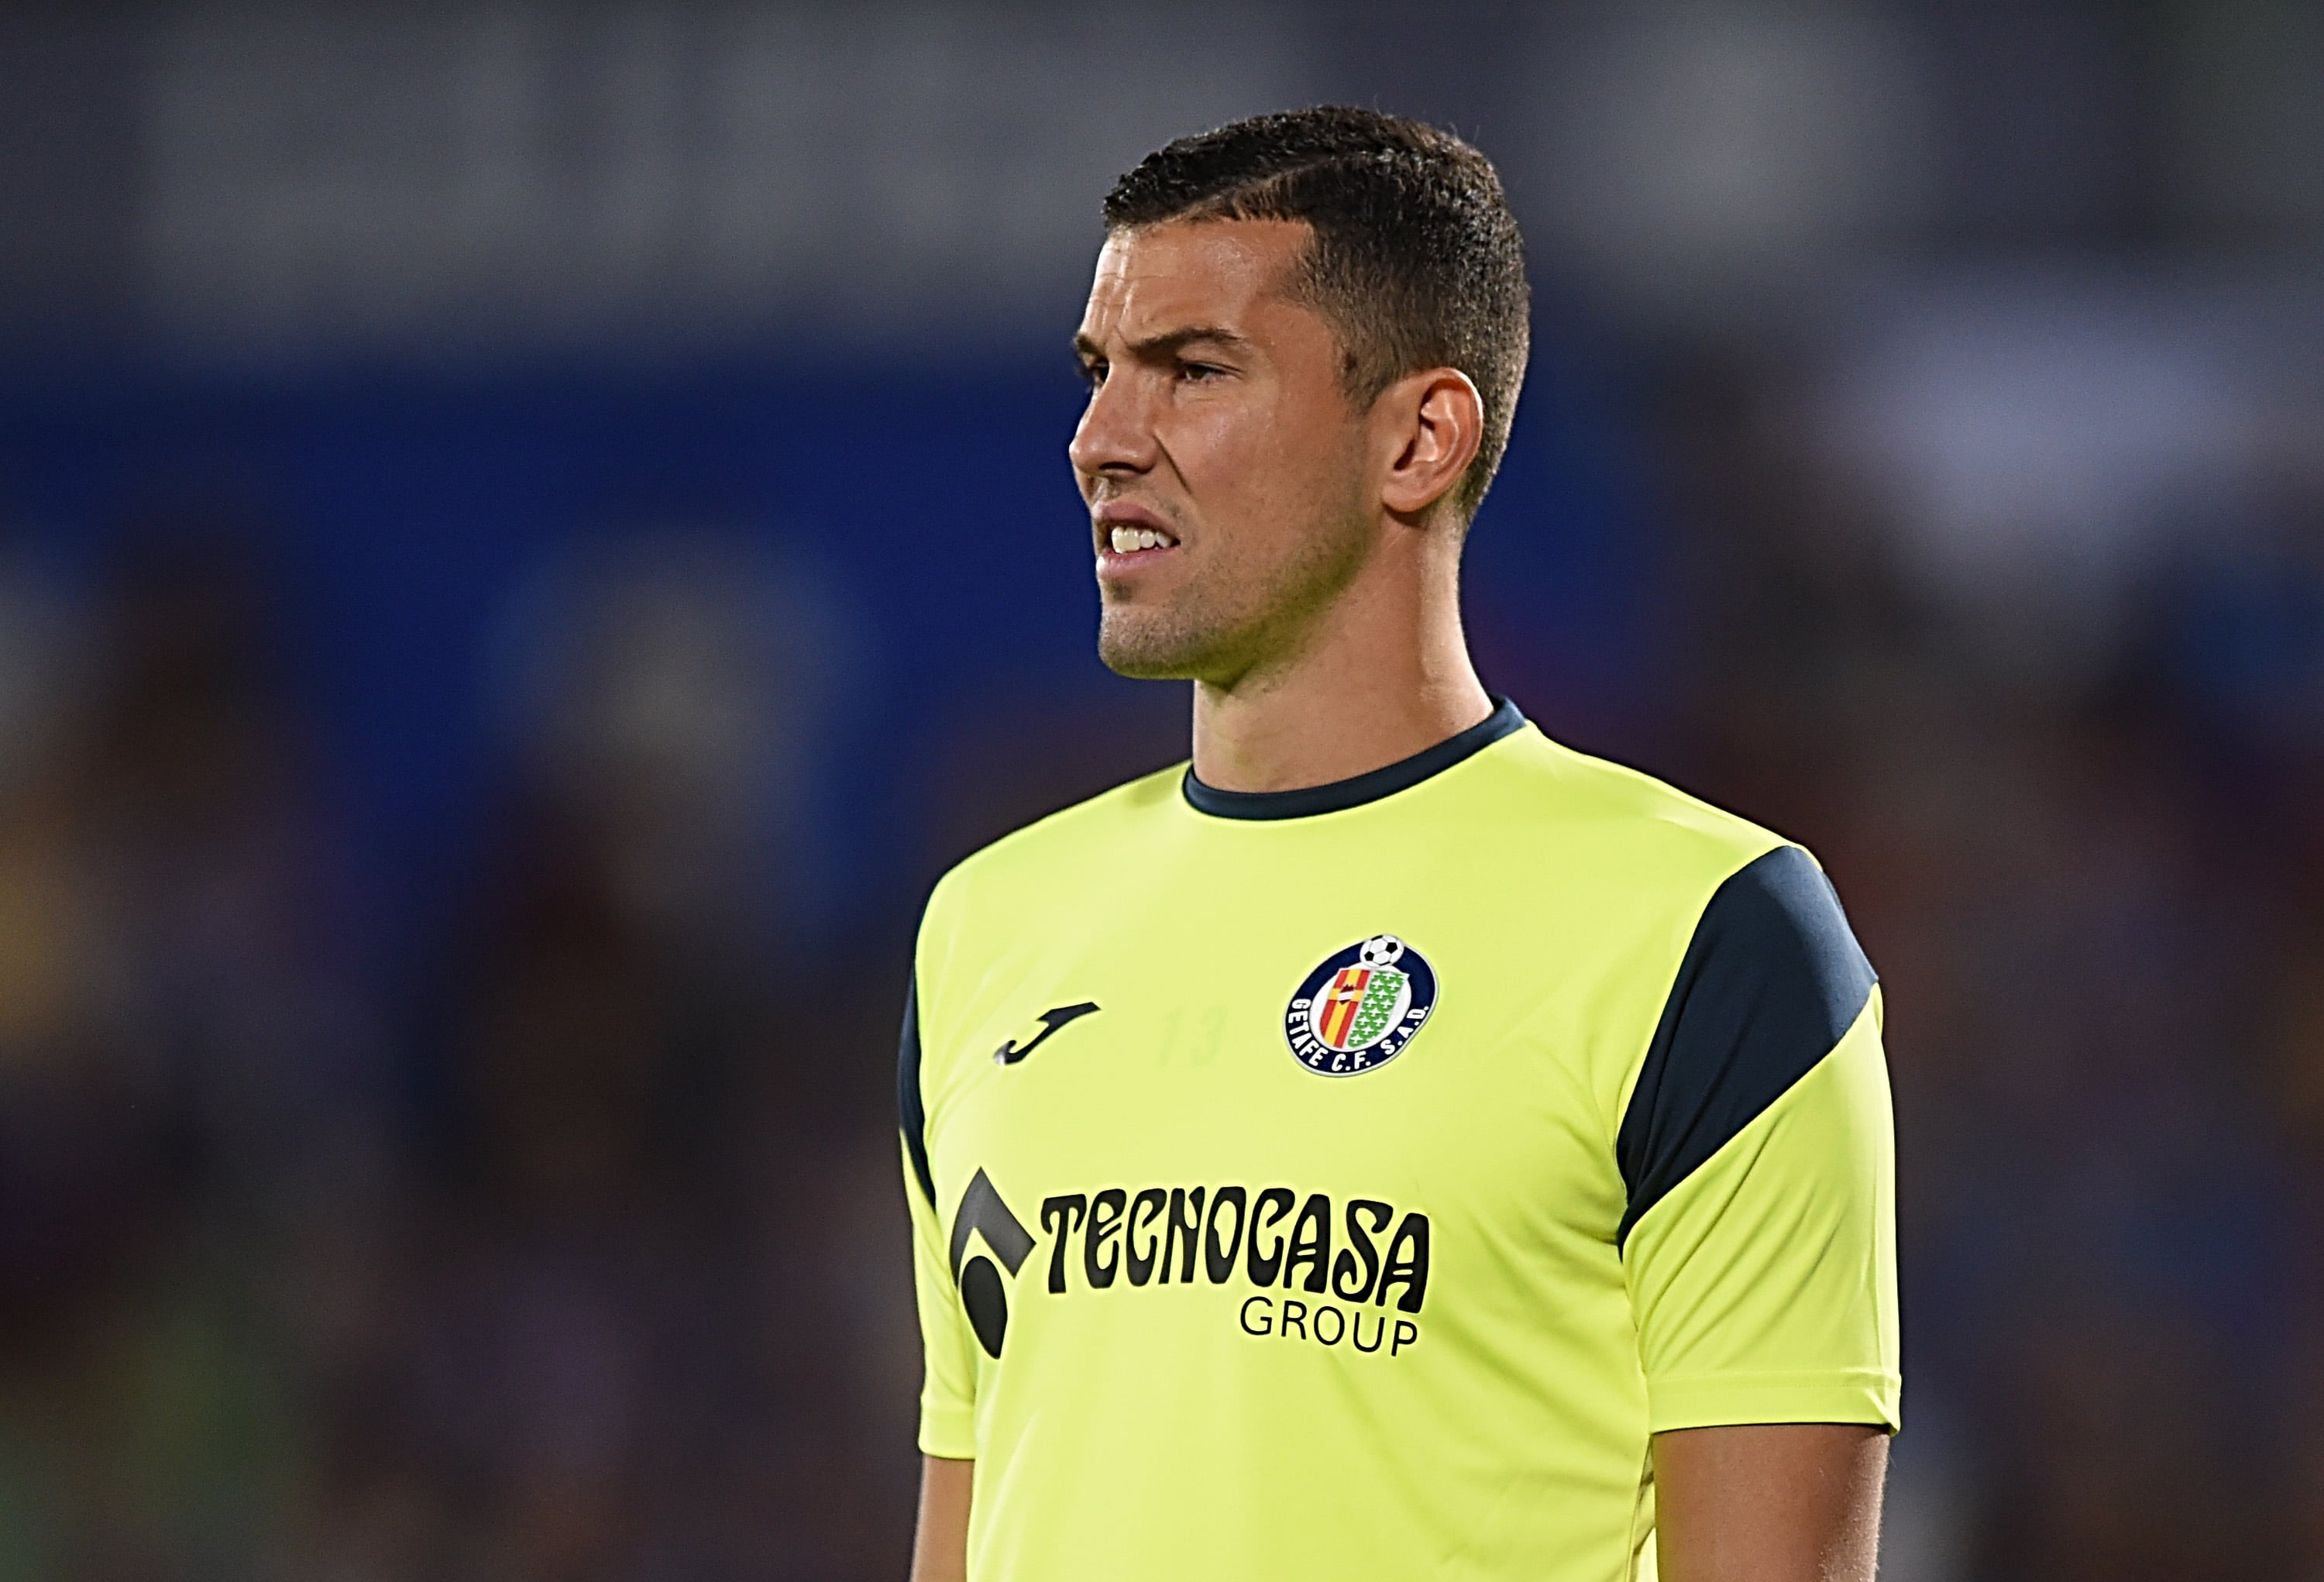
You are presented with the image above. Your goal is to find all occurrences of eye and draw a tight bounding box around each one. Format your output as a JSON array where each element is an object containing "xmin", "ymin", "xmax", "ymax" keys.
[
  {"xmin": 1078, "ymin": 358, "xmax": 1108, "ymax": 388},
  {"xmin": 1177, "ymin": 361, "xmax": 1226, "ymax": 384}
]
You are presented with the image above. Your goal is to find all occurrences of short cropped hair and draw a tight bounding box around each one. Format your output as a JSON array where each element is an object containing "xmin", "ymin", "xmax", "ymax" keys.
[{"xmin": 1104, "ymin": 106, "xmax": 1530, "ymax": 521}]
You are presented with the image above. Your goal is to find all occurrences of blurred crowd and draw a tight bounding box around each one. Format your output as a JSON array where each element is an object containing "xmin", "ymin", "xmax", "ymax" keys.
[{"xmin": 0, "ymin": 521, "xmax": 918, "ymax": 1579}]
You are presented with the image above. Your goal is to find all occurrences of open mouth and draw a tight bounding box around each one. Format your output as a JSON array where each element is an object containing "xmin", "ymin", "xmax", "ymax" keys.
[{"xmin": 1104, "ymin": 524, "xmax": 1179, "ymax": 555}]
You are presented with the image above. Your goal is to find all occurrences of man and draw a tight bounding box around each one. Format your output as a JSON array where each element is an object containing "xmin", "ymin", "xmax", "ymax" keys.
[{"xmin": 900, "ymin": 107, "xmax": 1896, "ymax": 1582}]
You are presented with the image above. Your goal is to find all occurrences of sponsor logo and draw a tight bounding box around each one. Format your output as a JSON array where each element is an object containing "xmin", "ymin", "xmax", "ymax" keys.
[
  {"xmin": 993, "ymin": 1000, "xmax": 1101, "ymax": 1066},
  {"xmin": 949, "ymin": 1168, "xmax": 1033, "ymax": 1357},
  {"xmin": 1284, "ymin": 934, "xmax": 1437, "ymax": 1076},
  {"xmin": 948, "ymin": 1173, "xmax": 1432, "ymax": 1360}
]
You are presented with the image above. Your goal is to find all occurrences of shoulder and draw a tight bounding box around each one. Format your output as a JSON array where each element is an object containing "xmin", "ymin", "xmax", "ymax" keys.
[
  {"xmin": 1521, "ymin": 737, "xmax": 1883, "ymax": 1240},
  {"xmin": 1464, "ymin": 731, "xmax": 1879, "ymax": 1181},
  {"xmin": 918, "ymin": 758, "xmax": 1186, "ymax": 948},
  {"xmin": 1488, "ymin": 734, "xmax": 1874, "ymax": 1015},
  {"xmin": 1477, "ymin": 731, "xmax": 1876, "ymax": 1058},
  {"xmin": 1513, "ymin": 734, "xmax": 1868, "ymax": 984},
  {"xmin": 1457, "ymin": 725, "xmax": 1796, "ymax": 910}
]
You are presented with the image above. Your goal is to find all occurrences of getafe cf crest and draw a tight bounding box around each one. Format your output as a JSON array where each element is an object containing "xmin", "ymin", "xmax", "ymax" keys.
[{"xmin": 1285, "ymin": 934, "xmax": 1438, "ymax": 1076}]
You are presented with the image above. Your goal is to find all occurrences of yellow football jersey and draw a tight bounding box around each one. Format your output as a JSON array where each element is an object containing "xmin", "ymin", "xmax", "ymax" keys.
[{"xmin": 902, "ymin": 700, "xmax": 1898, "ymax": 1581}]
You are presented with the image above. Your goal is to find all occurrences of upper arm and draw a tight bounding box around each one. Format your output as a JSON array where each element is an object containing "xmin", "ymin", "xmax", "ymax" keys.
[
  {"xmin": 1651, "ymin": 1422, "xmax": 1887, "ymax": 1582},
  {"xmin": 1619, "ymin": 845, "xmax": 1901, "ymax": 1434}
]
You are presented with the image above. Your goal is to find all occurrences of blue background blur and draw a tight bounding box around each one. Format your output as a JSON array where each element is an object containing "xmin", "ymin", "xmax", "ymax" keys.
[{"xmin": 1, "ymin": 5, "xmax": 2321, "ymax": 1579}]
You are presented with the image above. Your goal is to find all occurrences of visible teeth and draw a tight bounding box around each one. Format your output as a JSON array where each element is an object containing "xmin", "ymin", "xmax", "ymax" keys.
[
  {"xmin": 1110, "ymin": 526, "xmax": 1136, "ymax": 552},
  {"xmin": 1109, "ymin": 525, "xmax": 1174, "ymax": 553}
]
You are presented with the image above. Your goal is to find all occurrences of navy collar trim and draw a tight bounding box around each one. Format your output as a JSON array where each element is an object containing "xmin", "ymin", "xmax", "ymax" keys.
[{"xmin": 1181, "ymin": 696, "xmax": 1526, "ymax": 821}]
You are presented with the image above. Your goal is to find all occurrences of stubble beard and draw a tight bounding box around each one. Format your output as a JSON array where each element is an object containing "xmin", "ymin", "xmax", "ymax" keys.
[{"xmin": 1096, "ymin": 491, "xmax": 1373, "ymax": 686}]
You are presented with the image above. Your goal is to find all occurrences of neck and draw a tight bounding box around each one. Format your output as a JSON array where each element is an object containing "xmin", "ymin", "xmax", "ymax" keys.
[{"xmin": 1189, "ymin": 531, "xmax": 1493, "ymax": 793}]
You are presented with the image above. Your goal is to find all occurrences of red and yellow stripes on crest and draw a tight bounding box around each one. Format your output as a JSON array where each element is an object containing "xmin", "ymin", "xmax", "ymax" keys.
[{"xmin": 1317, "ymin": 966, "xmax": 1372, "ymax": 1049}]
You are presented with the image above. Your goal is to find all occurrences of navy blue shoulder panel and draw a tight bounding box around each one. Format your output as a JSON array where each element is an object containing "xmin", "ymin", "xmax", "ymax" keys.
[
  {"xmin": 1615, "ymin": 844, "xmax": 1876, "ymax": 1248},
  {"xmin": 899, "ymin": 970, "xmax": 936, "ymax": 1208}
]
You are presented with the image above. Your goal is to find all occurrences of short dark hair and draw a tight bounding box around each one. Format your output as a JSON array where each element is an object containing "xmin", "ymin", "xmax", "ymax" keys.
[{"xmin": 1104, "ymin": 105, "xmax": 1530, "ymax": 521}]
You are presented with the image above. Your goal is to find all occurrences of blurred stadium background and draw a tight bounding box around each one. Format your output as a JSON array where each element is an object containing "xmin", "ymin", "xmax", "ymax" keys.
[{"xmin": 0, "ymin": 3, "xmax": 2319, "ymax": 1577}]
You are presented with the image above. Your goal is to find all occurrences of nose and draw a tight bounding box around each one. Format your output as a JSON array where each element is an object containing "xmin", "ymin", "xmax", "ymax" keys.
[{"xmin": 1067, "ymin": 369, "xmax": 1155, "ymax": 486}]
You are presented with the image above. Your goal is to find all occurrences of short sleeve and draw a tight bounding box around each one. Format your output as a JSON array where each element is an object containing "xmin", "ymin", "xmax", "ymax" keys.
[
  {"xmin": 1618, "ymin": 846, "xmax": 1900, "ymax": 1432},
  {"xmin": 900, "ymin": 972, "xmax": 979, "ymax": 1457}
]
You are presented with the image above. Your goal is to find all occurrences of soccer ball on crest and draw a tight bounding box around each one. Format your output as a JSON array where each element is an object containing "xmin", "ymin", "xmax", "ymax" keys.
[{"xmin": 1358, "ymin": 934, "xmax": 1405, "ymax": 971}]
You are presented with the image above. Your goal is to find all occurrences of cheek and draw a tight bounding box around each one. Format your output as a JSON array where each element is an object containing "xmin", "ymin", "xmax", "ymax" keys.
[
  {"xmin": 1166, "ymin": 402, "xmax": 1266, "ymax": 489},
  {"xmin": 1170, "ymin": 401, "xmax": 1332, "ymax": 520}
]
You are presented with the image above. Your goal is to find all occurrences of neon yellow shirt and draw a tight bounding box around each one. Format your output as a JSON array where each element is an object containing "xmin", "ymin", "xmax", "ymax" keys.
[{"xmin": 902, "ymin": 701, "xmax": 1898, "ymax": 1581}]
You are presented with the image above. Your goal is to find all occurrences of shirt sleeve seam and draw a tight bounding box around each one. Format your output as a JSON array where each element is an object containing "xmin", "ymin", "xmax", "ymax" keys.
[
  {"xmin": 916, "ymin": 1405, "xmax": 977, "ymax": 1460},
  {"xmin": 1647, "ymin": 1366, "xmax": 1899, "ymax": 1385}
]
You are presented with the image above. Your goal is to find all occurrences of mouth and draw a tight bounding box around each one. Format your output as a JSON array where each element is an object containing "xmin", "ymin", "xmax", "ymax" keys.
[
  {"xmin": 1093, "ymin": 506, "xmax": 1181, "ymax": 573},
  {"xmin": 1103, "ymin": 523, "xmax": 1180, "ymax": 555}
]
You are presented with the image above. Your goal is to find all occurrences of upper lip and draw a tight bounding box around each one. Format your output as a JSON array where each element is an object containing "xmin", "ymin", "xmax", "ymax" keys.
[{"xmin": 1092, "ymin": 500, "xmax": 1177, "ymax": 552}]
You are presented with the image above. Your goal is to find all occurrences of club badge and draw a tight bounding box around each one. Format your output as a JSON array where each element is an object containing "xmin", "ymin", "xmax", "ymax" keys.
[{"xmin": 1284, "ymin": 934, "xmax": 1438, "ymax": 1077}]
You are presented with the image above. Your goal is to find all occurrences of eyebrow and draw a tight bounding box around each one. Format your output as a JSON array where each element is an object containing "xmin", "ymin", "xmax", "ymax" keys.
[{"xmin": 1072, "ymin": 324, "xmax": 1253, "ymax": 364}]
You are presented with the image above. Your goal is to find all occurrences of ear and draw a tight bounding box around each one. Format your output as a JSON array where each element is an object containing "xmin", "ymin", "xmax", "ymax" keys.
[{"xmin": 1376, "ymin": 368, "xmax": 1485, "ymax": 521}]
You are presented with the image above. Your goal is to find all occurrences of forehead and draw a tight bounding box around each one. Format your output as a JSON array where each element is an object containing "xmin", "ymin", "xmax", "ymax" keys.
[{"xmin": 1078, "ymin": 218, "xmax": 1312, "ymax": 341}]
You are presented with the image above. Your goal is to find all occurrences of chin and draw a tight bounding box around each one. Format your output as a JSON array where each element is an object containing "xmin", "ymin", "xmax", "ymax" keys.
[
  {"xmin": 1097, "ymin": 611, "xmax": 1216, "ymax": 681},
  {"xmin": 1096, "ymin": 640, "xmax": 1198, "ymax": 682}
]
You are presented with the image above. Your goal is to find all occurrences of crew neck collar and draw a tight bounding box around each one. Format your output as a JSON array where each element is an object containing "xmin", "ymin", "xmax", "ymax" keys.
[{"xmin": 1181, "ymin": 696, "xmax": 1526, "ymax": 821}]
